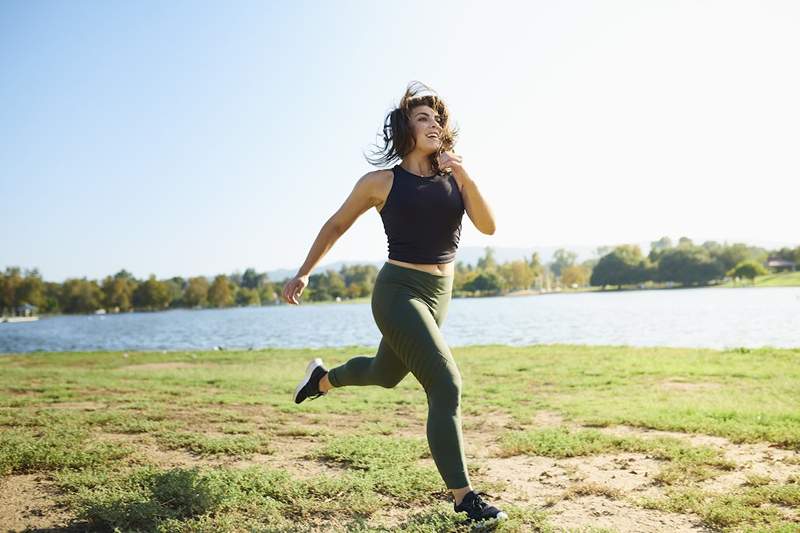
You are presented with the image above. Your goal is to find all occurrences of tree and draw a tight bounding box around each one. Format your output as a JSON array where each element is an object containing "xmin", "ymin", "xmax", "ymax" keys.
[
  {"xmin": 476, "ymin": 247, "xmax": 497, "ymax": 271},
  {"xmin": 184, "ymin": 276, "xmax": 210, "ymax": 308},
  {"xmin": 727, "ymin": 260, "xmax": 768, "ymax": 284},
  {"xmin": 308, "ymin": 270, "xmax": 347, "ymax": 301},
  {"xmin": 0, "ymin": 267, "xmax": 23, "ymax": 315},
  {"xmin": 507, "ymin": 260, "xmax": 535, "ymax": 290},
  {"xmin": 101, "ymin": 275, "xmax": 135, "ymax": 312},
  {"xmin": 648, "ymin": 236, "xmax": 673, "ymax": 263},
  {"xmin": 16, "ymin": 268, "xmax": 45, "ymax": 310},
  {"xmin": 549, "ymin": 249, "xmax": 577, "ymax": 278},
  {"xmin": 527, "ymin": 252, "xmax": 544, "ymax": 288},
  {"xmin": 41, "ymin": 282, "xmax": 62, "ymax": 313},
  {"xmin": 241, "ymin": 268, "xmax": 267, "ymax": 290},
  {"xmin": 208, "ymin": 275, "xmax": 234, "ymax": 308},
  {"xmin": 713, "ymin": 243, "xmax": 767, "ymax": 272},
  {"xmin": 61, "ymin": 278, "xmax": 103, "ymax": 313},
  {"xmin": 561, "ymin": 265, "xmax": 590, "ymax": 287},
  {"xmin": 657, "ymin": 246, "xmax": 724, "ymax": 286},
  {"xmin": 590, "ymin": 245, "xmax": 649, "ymax": 289},
  {"xmin": 259, "ymin": 283, "xmax": 278, "ymax": 305},
  {"xmin": 133, "ymin": 275, "xmax": 171, "ymax": 311},
  {"xmin": 235, "ymin": 287, "xmax": 261, "ymax": 306},
  {"xmin": 462, "ymin": 271, "xmax": 504, "ymax": 295},
  {"xmin": 164, "ymin": 277, "xmax": 185, "ymax": 307}
]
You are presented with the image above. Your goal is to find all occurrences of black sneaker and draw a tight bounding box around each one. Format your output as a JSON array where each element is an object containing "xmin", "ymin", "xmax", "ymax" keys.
[
  {"xmin": 454, "ymin": 491, "xmax": 508, "ymax": 522},
  {"xmin": 293, "ymin": 358, "xmax": 328, "ymax": 404}
]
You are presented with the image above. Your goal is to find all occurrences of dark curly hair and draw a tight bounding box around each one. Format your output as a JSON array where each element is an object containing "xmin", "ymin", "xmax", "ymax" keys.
[{"xmin": 364, "ymin": 81, "xmax": 460, "ymax": 176}]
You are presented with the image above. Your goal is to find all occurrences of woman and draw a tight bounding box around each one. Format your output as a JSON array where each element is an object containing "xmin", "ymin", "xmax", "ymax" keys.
[{"xmin": 282, "ymin": 81, "xmax": 506, "ymax": 523}]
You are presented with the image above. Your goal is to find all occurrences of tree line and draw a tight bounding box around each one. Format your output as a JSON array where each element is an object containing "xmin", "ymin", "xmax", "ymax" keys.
[
  {"xmin": 589, "ymin": 237, "xmax": 798, "ymax": 289},
  {"xmin": 1, "ymin": 237, "xmax": 797, "ymax": 315}
]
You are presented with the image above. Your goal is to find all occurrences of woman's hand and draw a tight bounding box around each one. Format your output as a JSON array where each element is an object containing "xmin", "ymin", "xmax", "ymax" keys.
[
  {"xmin": 282, "ymin": 274, "xmax": 309, "ymax": 305},
  {"xmin": 437, "ymin": 150, "xmax": 466, "ymax": 188}
]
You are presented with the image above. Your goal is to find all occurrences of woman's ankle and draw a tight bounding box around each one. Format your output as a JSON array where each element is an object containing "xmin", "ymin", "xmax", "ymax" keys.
[
  {"xmin": 451, "ymin": 486, "xmax": 472, "ymax": 506},
  {"xmin": 319, "ymin": 372, "xmax": 333, "ymax": 393}
]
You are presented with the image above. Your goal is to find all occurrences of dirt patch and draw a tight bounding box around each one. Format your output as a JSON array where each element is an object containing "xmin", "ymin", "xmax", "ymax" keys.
[
  {"xmin": 114, "ymin": 362, "xmax": 213, "ymax": 372},
  {"xmin": 658, "ymin": 379, "xmax": 723, "ymax": 392},
  {"xmin": 598, "ymin": 424, "xmax": 800, "ymax": 493},
  {"xmin": 47, "ymin": 401, "xmax": 105, "ymax": 411},
  {"xmin": 463, "ymin": 411, "xmax": 800, "ymax": 531},
  {"xmin": 547, "ymin": 494, "xmax": 710, "ymax": 532},
  {"xmin": 0, "ymin": 474, "xmax": 77, "ymax": 532}
]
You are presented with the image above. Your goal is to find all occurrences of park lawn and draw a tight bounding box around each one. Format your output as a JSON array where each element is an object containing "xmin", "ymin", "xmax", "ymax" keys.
[
  {"xmin": 717, "ymin": 271, "xmax": 800, "ymax": 288},
  {"xmin": 0, "ymin": 344, "xmax": 799, "ymax": 532}
]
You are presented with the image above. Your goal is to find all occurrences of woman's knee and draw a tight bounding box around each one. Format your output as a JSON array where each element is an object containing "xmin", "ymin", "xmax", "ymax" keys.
[
  {"xmin": 426, "ymin": 366, "xmax": 462, "ymax": 408},
  {"xmin": 375, "ymin": 372, "xmax": 405, "ymax": 389}
]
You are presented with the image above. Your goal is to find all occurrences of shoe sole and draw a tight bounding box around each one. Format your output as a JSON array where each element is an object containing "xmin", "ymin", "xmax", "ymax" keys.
[
  {"xmin": 293, "ymin": 358, "xmax": 324, "ymax": 404},
  {"xmin": 469, "ymin": 512, "xmax": 508, "ymax": 528}
]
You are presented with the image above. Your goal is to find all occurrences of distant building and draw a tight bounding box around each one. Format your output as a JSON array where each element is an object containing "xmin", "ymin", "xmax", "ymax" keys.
[
  {"xmin": 16, "ymin": 303, "xmax": 38, "ymax": 317},
  {"xmin": 765, "ymin": 259, "xmax": 796, "ymax": 272}
]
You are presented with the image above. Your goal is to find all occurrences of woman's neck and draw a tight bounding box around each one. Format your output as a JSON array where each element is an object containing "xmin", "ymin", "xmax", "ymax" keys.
[{"xmin": 401, "ymin": 153, "xmax": 435, "ymax": 177}]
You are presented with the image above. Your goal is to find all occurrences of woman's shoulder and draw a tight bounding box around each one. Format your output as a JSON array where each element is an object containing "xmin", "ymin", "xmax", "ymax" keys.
[
  {"xmin": 362, "ymin": 168, "xmax": 394, "ymax": 192},
  {"xmin": 365, "ymin": 167, "xmax": 394, "ymax": 181}
]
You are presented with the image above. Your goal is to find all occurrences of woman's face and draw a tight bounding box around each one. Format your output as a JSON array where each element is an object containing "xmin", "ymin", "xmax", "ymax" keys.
[{"xmin": 409, "ymin": 105, "xmax": 443, "ymax": 155}]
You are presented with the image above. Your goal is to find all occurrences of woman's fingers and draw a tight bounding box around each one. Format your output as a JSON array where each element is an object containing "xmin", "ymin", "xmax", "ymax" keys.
[
  {"xmin": 283, "ymin": 281, "xmax": 297, "ymax": 305},
  {"xmin": 282, "ymin": 276, "xmax": 308, "ymax": 305}
]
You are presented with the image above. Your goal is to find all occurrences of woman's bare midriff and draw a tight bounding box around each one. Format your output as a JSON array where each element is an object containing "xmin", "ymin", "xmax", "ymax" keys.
[{"xmin": 386, "ymin": 258, "xmax": 454, "ymax": 276}]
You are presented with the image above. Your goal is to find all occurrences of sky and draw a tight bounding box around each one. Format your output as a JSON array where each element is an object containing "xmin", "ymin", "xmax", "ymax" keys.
[{"xmin": 1, "ymin": 0, "xmax": 798, "ymax": 283}]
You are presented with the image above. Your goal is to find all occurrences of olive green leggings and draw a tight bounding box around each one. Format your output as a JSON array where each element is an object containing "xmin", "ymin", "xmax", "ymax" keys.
[{"xmin": 327, "ymin": 261, "xmax": 469, "ymax": 489}]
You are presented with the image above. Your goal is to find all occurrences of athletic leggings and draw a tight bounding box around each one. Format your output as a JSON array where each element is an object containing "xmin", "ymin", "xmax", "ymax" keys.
[{"xmin": 326, "ymin": 261, "xmax": 469, "ymax": 489}]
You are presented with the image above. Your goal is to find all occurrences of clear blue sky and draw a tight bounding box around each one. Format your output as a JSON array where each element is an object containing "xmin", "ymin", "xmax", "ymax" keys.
[{"xmin": 2, "ymin": 1, "xmax": 798, "ymax": 283}]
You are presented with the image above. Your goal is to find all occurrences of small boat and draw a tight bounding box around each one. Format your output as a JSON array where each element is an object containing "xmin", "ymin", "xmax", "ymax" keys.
[{"xmin": 1, "ymin": 316, "xmax": 40, "ymax": 323}]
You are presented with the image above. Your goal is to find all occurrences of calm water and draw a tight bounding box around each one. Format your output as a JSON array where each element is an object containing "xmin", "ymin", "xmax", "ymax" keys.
[{"xmin": 1, "ymin": 287, "xmax": 799, "ymax": 354}]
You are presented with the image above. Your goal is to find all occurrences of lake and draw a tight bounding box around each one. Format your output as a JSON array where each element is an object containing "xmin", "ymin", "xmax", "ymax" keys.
[{"xmin": 1, "ymin": 286, "xmax": 799, "ymax": 354}]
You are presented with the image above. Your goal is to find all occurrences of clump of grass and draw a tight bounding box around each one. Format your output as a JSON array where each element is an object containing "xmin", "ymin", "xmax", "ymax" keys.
[
  {"xmin": 63, "ymin": 465, "xmax": 383, "ymax": 531},
  {"xmin": 743, "ymin": 472, "xmax": 773, "ymax": 487},
  {"xmin": 315, "ymin": 434, "xmax": 429, "ymax": 470},
  {"xmin": 499, "ymin": 427, "xmax": 612, "ymax": 458},
  {"xmin": 314, "ymin": 435, "xmax": 444, "ymax": 502},
  {"xmin": 635, "ymin": 483, "xmax": 800, "ymax": 531},
  {"xmin": 0, "ymin": 426, "xmax": 131, "ymax": 475},
  {"xmin": 155, "ymin": 430, "xmax": 271, "ymax": 457},
  {"xmin": 562, "ymin": 481, "xmax": 623, "ymax": 500},
  {"xmin": 217, "ymin": 423, "xmax": 255, "ymax": 435},
  {"xmin": 275, "ymin": 425, "xmax": 327, "ymax": 437}
]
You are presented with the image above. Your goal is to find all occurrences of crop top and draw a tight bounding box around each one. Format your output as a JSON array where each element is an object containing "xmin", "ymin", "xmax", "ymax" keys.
[{"xmin": 378, "ymin": 164, "xmax": 465, "ymax": 264}]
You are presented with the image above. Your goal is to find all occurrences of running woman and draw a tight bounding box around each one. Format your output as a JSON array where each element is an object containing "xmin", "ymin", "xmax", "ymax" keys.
[{"xmin": 282, "ymin": 81, "xmax": 505, "ymax": 523}]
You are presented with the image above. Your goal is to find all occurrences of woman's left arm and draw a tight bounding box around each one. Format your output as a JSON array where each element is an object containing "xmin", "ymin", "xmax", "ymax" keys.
[{"xmin": 438, "ymin": 151, "xmax": 496, "ymax": 235}]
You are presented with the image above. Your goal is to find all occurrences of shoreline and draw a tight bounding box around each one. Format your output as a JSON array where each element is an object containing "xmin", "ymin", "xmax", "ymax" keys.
[
  {"xmin": 10, "ymin": 278, "xmax": 798, "ymax": 320},
  {"xmin": 2, "ymin": 342, "xmax": 798, "ymax": 358}
]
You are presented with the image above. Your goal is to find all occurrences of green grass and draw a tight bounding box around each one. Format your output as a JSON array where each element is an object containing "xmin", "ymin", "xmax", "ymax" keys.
[
  {"xmin": 717, "ymin": 271, "xmax": 800, "ymax": 288},
  {"xmin": 1, "ymin": 344, "xmax": 799, "ymax": 531}
]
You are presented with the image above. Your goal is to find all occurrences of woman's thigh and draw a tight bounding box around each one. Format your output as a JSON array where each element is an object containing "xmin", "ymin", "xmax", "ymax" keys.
[{"xmin": 373, "ymin": 290, "xmax": 459, "ymax": 391}]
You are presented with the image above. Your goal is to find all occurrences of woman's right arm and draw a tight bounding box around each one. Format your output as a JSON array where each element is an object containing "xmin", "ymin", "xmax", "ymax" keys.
[{"xmin": 282, "ymin": 171, "xmax": 382, "ymax": 305}]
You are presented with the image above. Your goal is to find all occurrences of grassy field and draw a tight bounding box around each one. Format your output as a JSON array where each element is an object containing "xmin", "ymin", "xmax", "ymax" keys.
[
  {"xmin": 717, "ymin": 272, "xmax": 800, "ymax": 288},
  {"xmin": 1, "ymin": 344, "xmax": 799, "ymax": 532}
]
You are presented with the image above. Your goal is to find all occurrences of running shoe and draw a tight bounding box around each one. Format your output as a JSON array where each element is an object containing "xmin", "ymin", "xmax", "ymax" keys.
[
  {"xmin": 293, "ymin": 358, "xmax": 328, "ymax": 404},
  {"xmin": 454, "ymin": 491, "xmax": 508, "ymax": 522}
]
